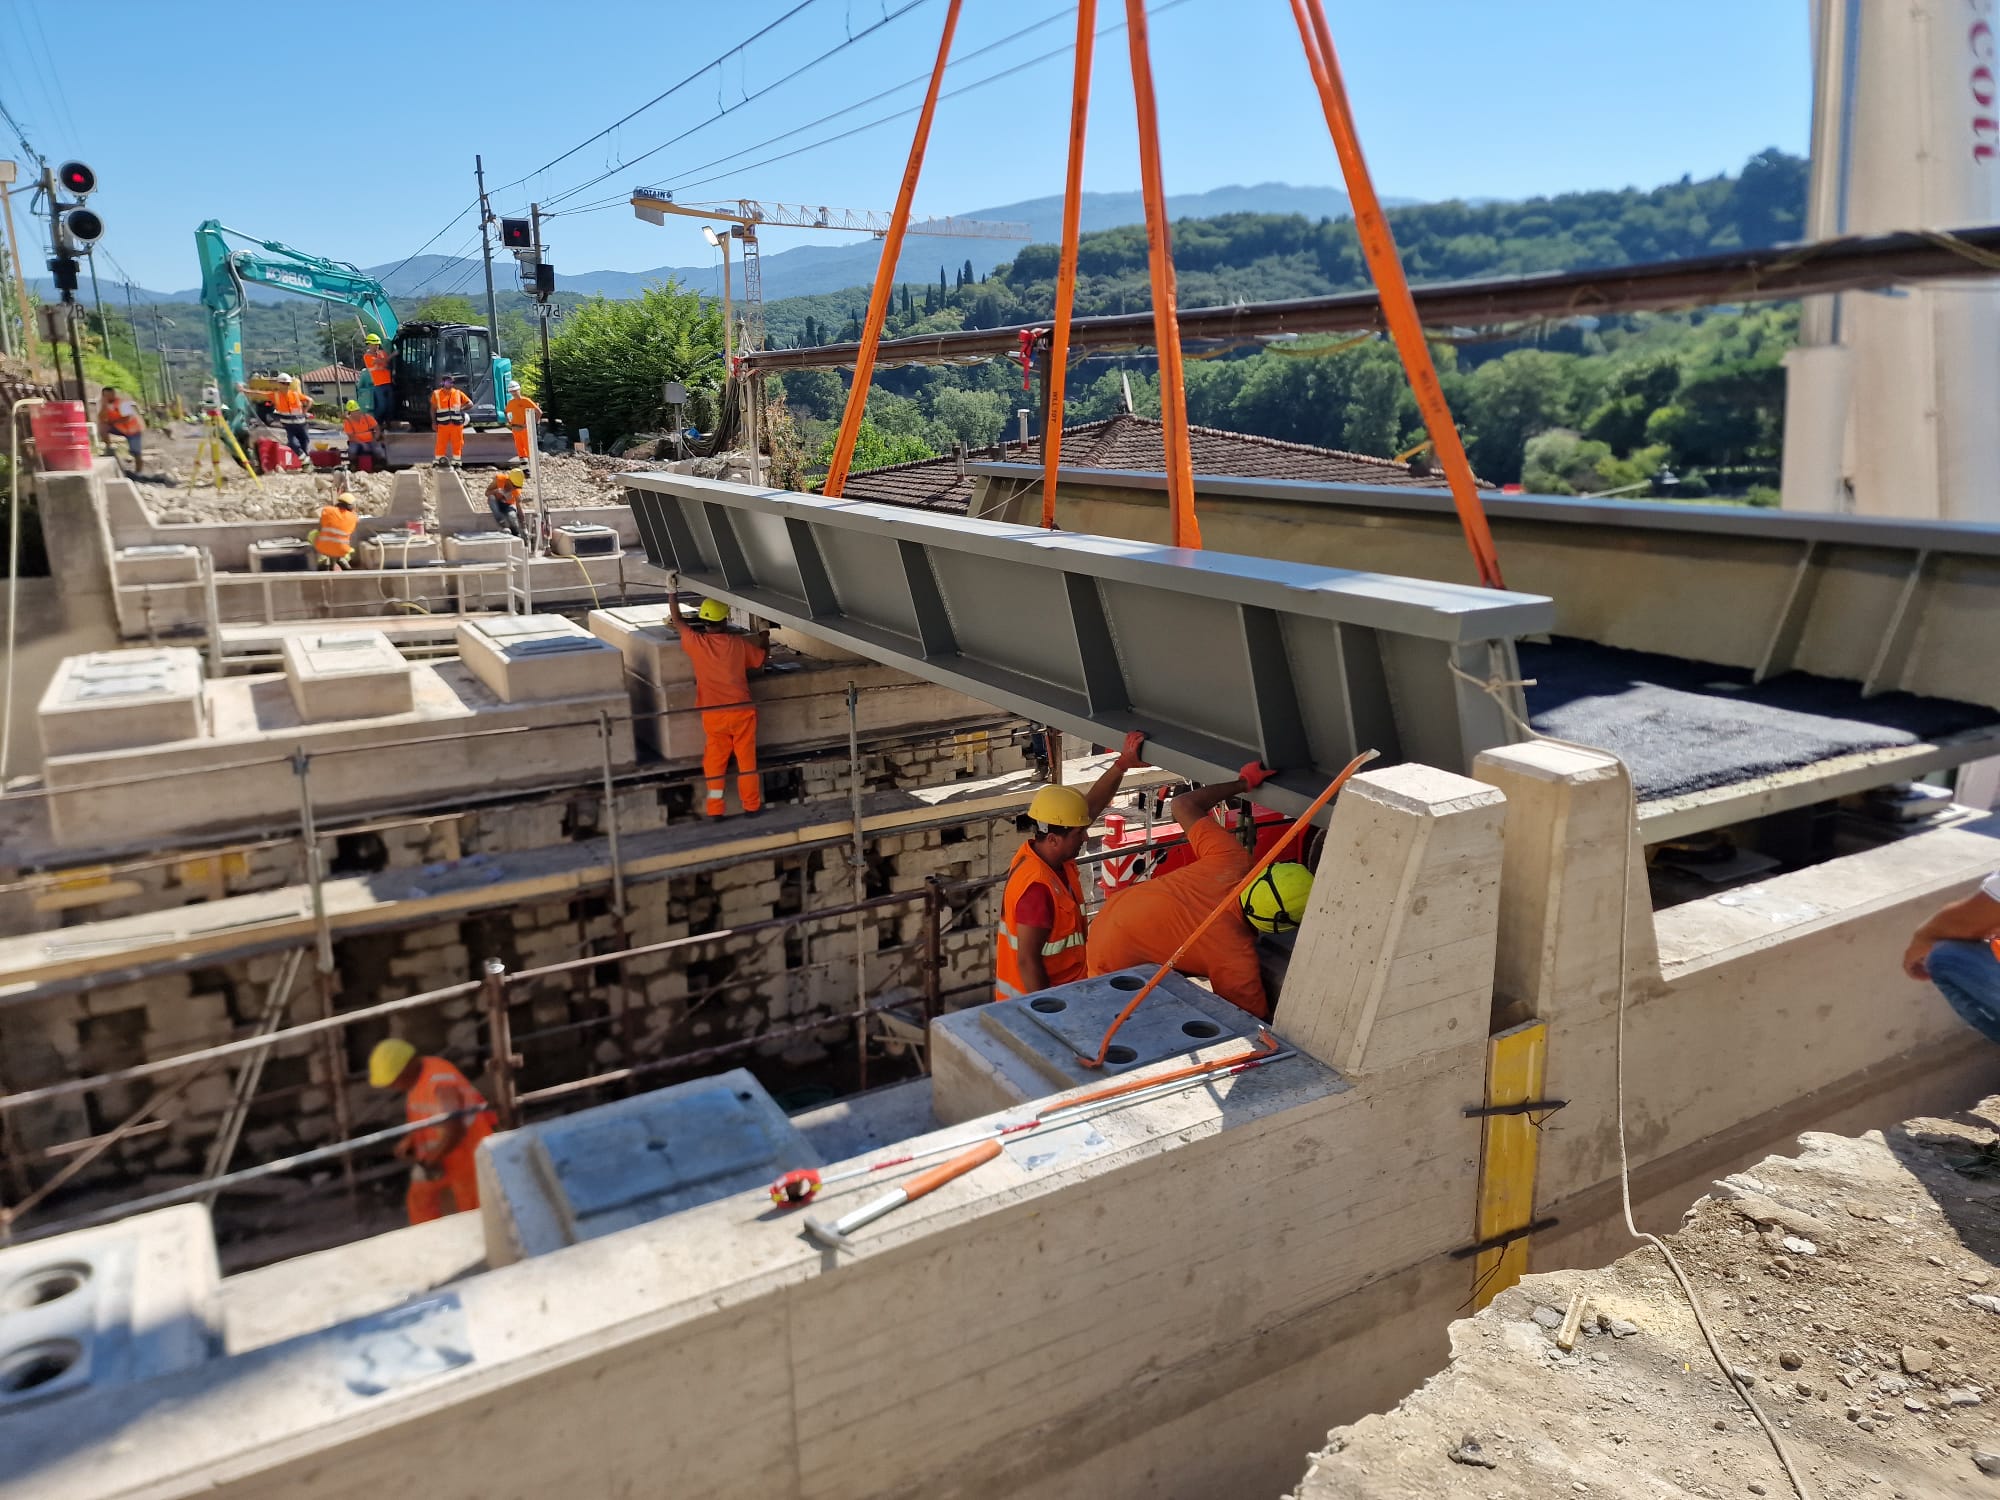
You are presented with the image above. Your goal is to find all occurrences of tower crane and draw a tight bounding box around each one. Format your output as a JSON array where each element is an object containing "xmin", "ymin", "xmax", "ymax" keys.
[{"xmin": 630, "ymin": 191, "xmax": 1030, "ymax": 352}]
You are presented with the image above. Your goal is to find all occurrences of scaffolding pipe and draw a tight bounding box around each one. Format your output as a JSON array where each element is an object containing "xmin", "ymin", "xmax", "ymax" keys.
[
  {"xmin": 847, "ymin": 682, "xmax": 869, "ymax": 1092},
  {"xmin": 482, "ymin": 958, "xmax": 519, "ymax": 1130}
]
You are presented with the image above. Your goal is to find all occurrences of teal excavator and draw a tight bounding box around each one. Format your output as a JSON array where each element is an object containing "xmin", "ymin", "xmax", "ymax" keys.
[{"xmin": 195, "ymin": 220, "xmax": 513, "ymax": 464}]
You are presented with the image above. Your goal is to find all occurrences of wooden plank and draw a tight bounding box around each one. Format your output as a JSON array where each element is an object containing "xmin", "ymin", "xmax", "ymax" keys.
[{"xmin": 1471, "ymin": 1017, "xmax": 1547, "ymax": 1310}]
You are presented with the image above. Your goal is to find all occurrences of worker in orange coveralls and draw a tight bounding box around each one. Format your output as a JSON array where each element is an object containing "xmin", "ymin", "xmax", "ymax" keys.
[
  {"xmin": 669, "ymin": 577, "xmax": 769, "ymax": 817},
  {"xmin": 429, "ymin": 373, "xmax": 471, "ymax": 466},
  {"xmin": 368, "ymin": 1038, "xmax": 495, "ymax": 1223},
  {"xmin": 1085, "ymin": 763, "xmax": 1306, "ymax": 1020}
]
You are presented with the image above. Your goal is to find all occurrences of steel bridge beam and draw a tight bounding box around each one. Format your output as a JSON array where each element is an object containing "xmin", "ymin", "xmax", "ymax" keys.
[{"xmin": 625, "ymin": 475, "xmax": 1557, "ymax": 814}]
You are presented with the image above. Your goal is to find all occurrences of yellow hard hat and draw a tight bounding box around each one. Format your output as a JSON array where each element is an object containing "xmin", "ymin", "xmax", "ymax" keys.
[
  {"xmin": 697, "ymin": 598, "xmax": 730, "ymax": 623},
  {"xmin": 368, "ymin": 1037, "xmax": 417, "ymax": 1087},
  {"xmin": 1026, "ymin": 784, "xmax": 1091, "ymax": 830},
  {"xmin": 507, "ymin": 467, "xmax": 526, "ymax": 485},
  {"xmin": 365, "ymin": 333, "xmax": 382, "ymax": 344},
  {"xmin": 345, "ymin": 399, "xmax": 360, "ymax": 411},
  {"xmin": 1240, "ymin": 862, "xmax": 1313, "ymax": 934}
]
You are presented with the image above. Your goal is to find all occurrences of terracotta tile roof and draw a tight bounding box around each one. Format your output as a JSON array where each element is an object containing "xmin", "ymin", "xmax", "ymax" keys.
[
  {"xmin": 837, "ymin": 413, "xmax": 1475, "ymax": 515},
  {"xmin": 298, "ymin": 364, "xmax": 362, "ymax": 385}
]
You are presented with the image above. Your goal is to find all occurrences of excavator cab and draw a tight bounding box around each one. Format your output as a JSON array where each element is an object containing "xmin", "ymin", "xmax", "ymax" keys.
[{"xmin": 390, "ymin": 322, "xmax": 501, "ymax": 428}]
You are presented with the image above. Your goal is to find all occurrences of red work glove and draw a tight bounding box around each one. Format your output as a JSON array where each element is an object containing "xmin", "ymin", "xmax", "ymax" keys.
[
  {"xmin": 1116, "ymin": 730, "xmax": 1148, "ymax": 769},
  {"xmin": 1238, "ymin": 760, "xmax": 1274, "ymax": 789}
]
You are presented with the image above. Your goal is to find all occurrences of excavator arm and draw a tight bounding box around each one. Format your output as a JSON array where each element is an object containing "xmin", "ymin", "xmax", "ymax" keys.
[{"xmin": 194, "ymin": 220, "xmax": 400, "ymax": 427}]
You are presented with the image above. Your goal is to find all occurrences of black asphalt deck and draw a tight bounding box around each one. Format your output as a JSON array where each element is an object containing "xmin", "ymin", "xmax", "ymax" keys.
[{"xmin": 1519, "ymin": 639, "xmax": 2000, "ymax": 802}]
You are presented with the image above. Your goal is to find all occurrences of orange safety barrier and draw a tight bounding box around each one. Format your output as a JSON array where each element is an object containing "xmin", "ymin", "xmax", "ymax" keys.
[
  {"xmin": 1081, "ymin": 749, "xmax": 1379, "ymax": 1069},
  {"xmin": 1039, "ymin": 0, "xmax": 1099, "ymax": 530},
  {"xmin": 1124, "ymin": 0, "xmax": 1200, "ymax": 550},
  {"xmin": 821, "ymin": 0, "xmax": 964, "ymax": 499},
  {"xmin": 1289, "ymin": 0, "xmax": 1505, "ymax": 590}
]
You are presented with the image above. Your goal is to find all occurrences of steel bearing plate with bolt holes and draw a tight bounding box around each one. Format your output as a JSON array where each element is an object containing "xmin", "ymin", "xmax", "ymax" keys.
[{"xmin": 1011, "ymin": 967, "xmax": 1254, "ymax": 1072}]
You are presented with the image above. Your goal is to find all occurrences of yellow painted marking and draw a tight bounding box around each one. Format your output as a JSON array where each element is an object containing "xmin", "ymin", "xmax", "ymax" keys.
[{"xmin": 1472, "ymin": 1017, "xmax": 1547, "ymax": 1310}]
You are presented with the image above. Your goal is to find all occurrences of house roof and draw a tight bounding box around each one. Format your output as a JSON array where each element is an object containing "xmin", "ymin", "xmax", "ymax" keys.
[
  {"xmin": 298, "ymin": 364, "xmax": 362, "ymax": 384},
  {"xmin": 836, "ymin": 413, "xmax": 1478, "ymax": 515}
]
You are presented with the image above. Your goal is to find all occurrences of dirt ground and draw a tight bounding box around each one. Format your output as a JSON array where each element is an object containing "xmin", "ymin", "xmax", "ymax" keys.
[
  {"xmin": 1297, "ymin": 1097, "xmax": 2000, "ymax": 1499},
  {"xmin": 124, "ymin": 414, "xmax": 666, "ymax": 524}
]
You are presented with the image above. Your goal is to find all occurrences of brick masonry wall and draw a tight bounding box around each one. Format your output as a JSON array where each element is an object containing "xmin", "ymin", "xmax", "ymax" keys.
[{"xmin": 0, "ymin": 726, "xmax": 1028, "ymax": 1226}]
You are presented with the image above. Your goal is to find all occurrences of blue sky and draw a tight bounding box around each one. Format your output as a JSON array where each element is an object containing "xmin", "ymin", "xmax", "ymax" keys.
[{"xmin": 2, "ymin": 0, "xmax": 1809, "ymax": 293}]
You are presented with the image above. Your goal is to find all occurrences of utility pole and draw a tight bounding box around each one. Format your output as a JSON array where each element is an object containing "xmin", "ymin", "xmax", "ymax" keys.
[
  {"xmin": 0, "ymin": 165, "xmax": 29, "ymax": 373},
  {"xmin": 152, "ymin": 305, "xmax": 179, "ymax": 415},
  {"xmin": 475, "ymin": 154, "xmax": 499, "ymax": 346},
  {"xmin": 531, "ymin": 201, "xmax": 557, "ymax": 434},
  {"xmin": 84, "ymin": 247, "xmax": 110, "ymax": 385},
  {"xmin": 120, "ymin": 277, "xmax": 149, "ymax": 405}
]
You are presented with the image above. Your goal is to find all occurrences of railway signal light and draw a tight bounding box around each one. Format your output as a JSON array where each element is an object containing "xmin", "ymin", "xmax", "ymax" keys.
[
  {"xmin": 500, "ymin": 217, "xmax": 532, "ymax": 249},
  {"xmin": 56, "ymin": 161, "xmax": 95, "ymax": 197},
  {"xmin": 534, "ymin": 263, "xmax": 554, "ymax": 297},
  {"xmin": 62, "ymin": 208, "xmax": 103, "ymax": 246}
]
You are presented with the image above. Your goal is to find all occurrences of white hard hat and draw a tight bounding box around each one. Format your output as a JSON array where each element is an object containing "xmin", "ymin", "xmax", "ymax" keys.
[
  {"xmin": 508, "ymin": 380, "xmax": 521, "ymax": 392},
  {"xmin": 279, "ymin": 373, "xmax": 294, "ymax": 384}
]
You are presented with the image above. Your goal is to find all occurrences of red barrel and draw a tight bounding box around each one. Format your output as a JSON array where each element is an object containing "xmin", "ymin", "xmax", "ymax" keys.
[{"xmin": 30, "ymin": 401, "xmax": 92, "ymax": 472}]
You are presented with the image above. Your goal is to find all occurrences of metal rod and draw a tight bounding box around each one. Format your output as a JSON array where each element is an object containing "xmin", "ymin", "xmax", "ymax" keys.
[
  {"xmin": 920, "ymin": 877, "xmax": 941, "ymax": 1073},
  {"xmin": 482, "ymin": 957, "xmax": 519, "ymax": 1130},
  {"xmin": 600, "ymin": 710, "xmax": 627, "ymax": 920},
  {"xmin": 199, "ymin": 946, "xmax": 304, "ymax": 1201},
  {"xmin": 292, "ymin": 752, "xmax": 356, "ymax": 1203},
  {"xmin": 848, "ymin": 682, "xmax": 868, "ymax": 1092},
  {"xmin": 11, "ymin": 1108, "xmax": 485, "ymax": 1244}
]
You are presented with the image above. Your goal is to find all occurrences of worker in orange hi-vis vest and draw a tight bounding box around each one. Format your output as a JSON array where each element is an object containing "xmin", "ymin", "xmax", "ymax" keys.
[
  {"xmin": 368, "ymin": 1039, "xmax": 496, "ymax": 1224},
  {"xmin": 1085, "ymin": 762, "xmax": 1312, "ymax": 1021},
  {"xmin": 309, "ymin": 492, "xmax": 358, "ymax": 571},
  {"xmin": 96, "ymin": 386, "xmax": 144, "ymax": 471},
  {"xmin": 993, "ymin": 731, "xmax": 1148, "ymax": 1002},
  {"xmin": 503, "ymin": 379, "xmax": 541, "ymax": 462},
  {"xmin": 361, "ymin": 332, "xmax": 395, "ymax": 421},
  {"xmin": 430, "ymin": 374, "xmax": 472, "ymax": 466},
  {"xmin": 667, "ymin": 579, "xmax": 770, "ymax": 818}
]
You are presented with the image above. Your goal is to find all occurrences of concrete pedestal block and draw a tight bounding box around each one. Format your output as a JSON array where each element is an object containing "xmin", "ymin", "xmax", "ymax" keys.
[
  {"xmin": 0, "ymin": 1204, "xmax": 220, "ymax": 1413},
  {"xmin": 357, "ymin": 533, "xmax": 441, "ymax": 570},
  {"xmin": 38, "ymin": 648, "xmax": 206, "ymax": 759},
  {"xmin": 112, "ymin": 545, "xmax": 202, "ymax": 585},
  {"xmin": 441, "ymin": 531, "xmax": 518, "ymax": 563},
  {"xmin": 476, "ymin": 1069, "xmax": 819, "ymax": 1266},
  {"xmin": 929, "ymin": 969, "xmax": 1260, "ymax": 1125},
  {"xmin": 549, "ymin": 522, "xmax": 618, "ymax": 557},
  {"xmin": 386, "ymin": 471, "xmax": 429, "ymax": 522},
  {"xmin": 456, "ymin": 614, "xmax": 624, "ymax": 704},
  {"xmin": 246, "ymin": 538, "xmax": 313, "ymax": 573},
  {"xmin": 282, "ymin": 631, "xmax": 415, "ymax": 722}
]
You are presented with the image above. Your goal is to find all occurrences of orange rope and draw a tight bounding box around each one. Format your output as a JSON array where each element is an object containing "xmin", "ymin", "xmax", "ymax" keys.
[
  {"xmin": 821, "ymin": 0, "xmax": 964, "ymax": 499},
  {"xmin": 1039, "ymin": 0, "xmax": 1098, "ymax": 530},
  {"xmin": 1080, "ymin": 749, "xmax": 1379, "ymax": 1068},
  {"xmin": 1122, "ymin": 0, "xmax": 1200, "ymax": 550},
  {"xmin": 1289, "ymin": 0, "xmax": 1505, "ymax": 590}
]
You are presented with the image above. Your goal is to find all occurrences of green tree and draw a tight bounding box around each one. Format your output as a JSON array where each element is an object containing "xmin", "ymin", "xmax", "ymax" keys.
[
  {"xmin": 540, "ymin": 281, "xmax": 723, "ymax": 449},
  {"xmin": 1461, "ymin": 350, "xmax": 1576, "ymax": 483},
  {"xmin": 408, "ymin": 293, "xmax": 481, "ymax": 325},
  {"xmin": 810, "ymin": 418, "xmax": 937, "ymax": 482},
  {"xmin": 779, "ymin": 368, "xmax": 845, "ymax": 421},
  {"xmin": 929, "ymin": 387, "xmax": 1008, "ymax": 449}
]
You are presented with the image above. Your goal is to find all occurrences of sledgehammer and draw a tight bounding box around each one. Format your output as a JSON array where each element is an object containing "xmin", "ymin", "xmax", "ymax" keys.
[{"xmin": 802, "ymin": 1138, "xmax": 1002, "ymax": 1251}]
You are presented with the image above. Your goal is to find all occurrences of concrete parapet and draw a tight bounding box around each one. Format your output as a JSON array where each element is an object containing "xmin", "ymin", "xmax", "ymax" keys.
[{"xmin": 1276, "ymin": 762, "xmax": 1508, "ymax": 1075}]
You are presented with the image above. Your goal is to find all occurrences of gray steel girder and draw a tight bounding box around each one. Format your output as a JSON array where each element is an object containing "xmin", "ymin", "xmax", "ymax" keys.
[{"xmin": 623, "ymin": 474, "xmax": 1558, "ymax": 814}]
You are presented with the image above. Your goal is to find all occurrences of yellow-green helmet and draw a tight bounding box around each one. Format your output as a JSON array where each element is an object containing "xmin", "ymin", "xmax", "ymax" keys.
[
  {"xmin": 697, "ymin": 598, "xmax": 730, "ymax": 623},
  {"xmin": 345, "ymin": 399, "xmax": 360, "ymax": 411},
  {"xmin": 368, "ymin": 1037, "xmax": 416, "ymax": 1087},
  {"xmin": 1240, "ymin": 862, "xmax": 1313, "ymax": 934}
]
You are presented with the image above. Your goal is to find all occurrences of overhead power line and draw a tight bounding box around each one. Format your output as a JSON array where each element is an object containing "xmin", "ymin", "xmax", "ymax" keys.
[
  {"xmin": 489, "ymin": 0, "xmax": 828, "ymax": 201},
  {"xmin": 664, "ymin": 0, "xmax": 1202, "ymax": 199},
  {"xmin": 535, "ymin": 0, "xmax": 937, "ymax": 213}
]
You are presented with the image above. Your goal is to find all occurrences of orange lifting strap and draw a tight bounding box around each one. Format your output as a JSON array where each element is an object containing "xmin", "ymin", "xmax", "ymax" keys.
[
  {"xmin": 1289, "ymin": 0, "xmax": 1506, "ymax": 589},
  {"xmin": 821, "ymin": 0, "xmax": 965, "ymax": 500},
  {"xmin": 1039, "ymin": 0, "xmax": 1099, "ymax": 529},
  {"xmin": 1124, "ymin": 0, "xmax": 1201, "ymax": 550}
]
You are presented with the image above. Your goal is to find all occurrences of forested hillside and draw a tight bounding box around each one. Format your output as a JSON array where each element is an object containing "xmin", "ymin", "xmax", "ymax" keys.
[{"xmin": 769, "ymin": 151, "xmax": 1808, "ymax": 495}]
